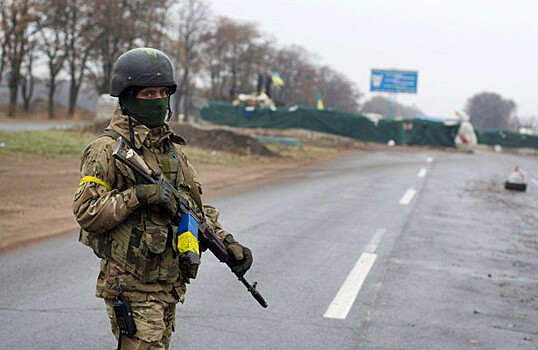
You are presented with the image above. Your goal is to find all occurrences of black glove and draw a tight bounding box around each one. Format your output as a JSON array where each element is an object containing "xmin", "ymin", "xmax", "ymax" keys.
[
  {"xmin": 223, "ymin": 234, "xmax": 253, "ymax": 278},
  {"xmin": 135, "ymin": 179, "xmax": 178, "ymax": 217}
]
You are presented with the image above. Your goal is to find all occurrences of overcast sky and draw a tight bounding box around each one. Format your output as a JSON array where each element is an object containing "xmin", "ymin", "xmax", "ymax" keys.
[{"xmin": 207, "ymin": 0, "xmax": 537, "ymax": 119}]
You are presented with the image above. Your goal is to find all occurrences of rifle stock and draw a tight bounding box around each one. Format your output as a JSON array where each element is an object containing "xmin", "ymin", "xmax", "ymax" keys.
[{"xmin": 113, "ymin": 137, "xmax": 267, "ymax": 308}]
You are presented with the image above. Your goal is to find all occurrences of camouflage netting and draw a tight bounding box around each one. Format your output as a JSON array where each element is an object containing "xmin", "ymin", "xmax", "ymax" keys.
[{"xmin": 200, "ymin": 102, "xmax": 538, "ymax": 149}]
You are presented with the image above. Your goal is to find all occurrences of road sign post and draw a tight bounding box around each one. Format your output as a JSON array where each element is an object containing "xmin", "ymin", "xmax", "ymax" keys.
[{"xmin": 370, "ymin": 69, "xmax": 418, "ymax": 119}]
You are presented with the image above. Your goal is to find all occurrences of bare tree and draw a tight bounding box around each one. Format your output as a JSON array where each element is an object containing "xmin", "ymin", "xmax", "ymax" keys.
[
  {"xmin": 225, "ymin": 20, "xmax": 262, "ymax": 100},
  {"xmin": 64, "ymin": 0, "xmax": 100, "ymax": 117},
  {"xmin": 134, "ymin": 0, "xmax": 170, "ymax": 48},
  {"xmin": 1, "ymin": 0, "xmax": 37, "ymax": 117},
  {"xmin": 236, "ymin": 35, "xmax": 270, "ymax": 96},
  {"xmin": 0, "ymin": 1, "xmax": 14, "ymax": 85},
  {"xmin": 20, "ymin": 44, "xmax": 37, "ymax": 112},
  {"xmin": 202, "ymin": 21, "xmax": 229, "ymax": 101},
  {"xmin": 198, "ymin": 21, "xmax": 363, "ymax": 111},
  {"xmin": 270, "ymin": 45, "xmax": 320, "ymax": 107},
  {"xmin": 202, "ymin": 17, "xmax": 264, "ymax": 102},
  {"xmin": 86, "ymin": 0, "xmax": 135, "ymax": 94},
  {"xmin": 36, "ymin": 0, "xmax": 71, "ymax": 119},
  {"xmin": 465, "ymin": 92, "xmax": 517, "ymax": 130},
  {"xmin": 87, "ymin": 0, "xmax": 170, "ymax": 94},
  {"xmin": 168, "ymin": 0, "xmax": 210, "ymax": 120},
  {"xmin": 318, "ymin": 66, "xmax": 361, "ymax": 112}
]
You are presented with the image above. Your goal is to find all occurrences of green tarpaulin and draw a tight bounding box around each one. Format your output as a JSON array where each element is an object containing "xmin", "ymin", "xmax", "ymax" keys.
[
  {"xmin": 200, "ymin": 102, "xmax": 538, "ymax": 149},
  {"xmin": 475, "ymin": 128, "xmax": 538, "ymax": 149}
]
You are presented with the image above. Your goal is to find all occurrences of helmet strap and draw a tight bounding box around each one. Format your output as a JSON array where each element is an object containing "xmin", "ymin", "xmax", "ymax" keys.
[
  {"xmin": 127, "ymin": 115, "xmax": 136, "ymax": 149},
  {"xmin": 118, "ymin": 97, "xmax": 127, "ymax": 115},
  {"xmin": 119, "ymin": 96, "xmax": 138, "ymax": 149},
  {"xmin": 166, "ymin": 97, "xmax": 173, "ymax": 122}
]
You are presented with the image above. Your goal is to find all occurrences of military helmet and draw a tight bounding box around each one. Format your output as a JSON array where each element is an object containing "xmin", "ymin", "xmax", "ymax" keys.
[{"xmin": 110, "ymin": 48, "xmax": 177, "ymax": 97}]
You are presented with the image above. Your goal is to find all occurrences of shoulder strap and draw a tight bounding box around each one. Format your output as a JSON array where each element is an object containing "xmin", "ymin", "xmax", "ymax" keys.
[
  {"xmin": 102, "ymin": 130, "xmax": 202, "ymax": 210},
  {"xmin": 101, "ymin": 130, "xmax": 132, "ymax": 148},
  {"xmin": 100, "ymin": 130, "xmax": 146, "ymax": 184},
  {"xmin": 170, "ymin": 141, "xmax": 203, "ymax": 212}
]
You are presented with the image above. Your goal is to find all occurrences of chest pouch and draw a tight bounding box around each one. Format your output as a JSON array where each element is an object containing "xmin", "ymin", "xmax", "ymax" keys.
[
  {"xmin": 144, "ymin": 220, "xmax": 168, "ymax": 255},
  {"xmin": 159, "ymin": 155, "xmax": 183, "ymax": 187}
]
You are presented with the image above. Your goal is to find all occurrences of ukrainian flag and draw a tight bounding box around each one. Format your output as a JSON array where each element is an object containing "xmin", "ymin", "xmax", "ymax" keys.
[
  {"xmin": 271, "ymin": 72, "xmax": 284, "ymax": 86},
  {"xmin": 317, "ymin": 92, "xmax": 325, "ymax": 110}
]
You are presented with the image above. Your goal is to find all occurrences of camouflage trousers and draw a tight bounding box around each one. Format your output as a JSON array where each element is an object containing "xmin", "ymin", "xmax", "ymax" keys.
[{"xmin": 105, "ymin": 298, "xmax": 176, "ymax": 350}]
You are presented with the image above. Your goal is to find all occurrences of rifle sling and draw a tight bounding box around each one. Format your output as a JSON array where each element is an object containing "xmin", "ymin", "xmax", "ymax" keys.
[
  {"xmin": 102, "ymin": 129, "xmax": 204, "ymax": 212},
  {"xmin": 171, "ymin": 142, "xmax": 204, "ymax": 213}
]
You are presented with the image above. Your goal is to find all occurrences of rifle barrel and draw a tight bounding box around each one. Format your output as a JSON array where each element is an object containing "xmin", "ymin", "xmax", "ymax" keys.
[{"xmin": 240, "ymin": 277, "xmax": 268, "ymax": 308}]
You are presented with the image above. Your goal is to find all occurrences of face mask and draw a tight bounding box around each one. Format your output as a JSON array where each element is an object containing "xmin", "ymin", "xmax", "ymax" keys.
[{"xmin": 122, "ymin": 96, "xmax": 169, "ymax": 128}]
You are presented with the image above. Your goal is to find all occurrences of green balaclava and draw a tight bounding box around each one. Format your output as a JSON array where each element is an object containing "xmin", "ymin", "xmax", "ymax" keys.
[{"xmin": 121, "ymin": 95, "xmax": 169, "ymax": 128}]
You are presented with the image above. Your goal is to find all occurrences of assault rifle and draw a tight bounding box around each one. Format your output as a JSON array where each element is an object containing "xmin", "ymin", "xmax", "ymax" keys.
[{"xmin": 112, "ymin": 137, "xmax": 267, "ymax": 308}]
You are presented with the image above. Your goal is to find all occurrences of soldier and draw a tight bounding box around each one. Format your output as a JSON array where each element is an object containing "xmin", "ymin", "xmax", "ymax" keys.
[{"xmin": 73, "ymin": 47, "xmax": 253, "ymax": 349}]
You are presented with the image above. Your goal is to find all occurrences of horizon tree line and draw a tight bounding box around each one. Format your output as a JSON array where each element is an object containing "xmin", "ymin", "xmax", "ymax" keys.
[
  {"xmin": 0, "ymin": 0, "xmax": 361, "ymax": 120},
  {"xmin": 1, "ymin": 0, "xmax": 533, "ymax": 131}
]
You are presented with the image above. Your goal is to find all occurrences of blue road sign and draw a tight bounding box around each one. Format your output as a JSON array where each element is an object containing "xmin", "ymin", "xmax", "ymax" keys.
[{"xmin": 370, "ymin": 69, "xmax": 418, "ymax": 93}]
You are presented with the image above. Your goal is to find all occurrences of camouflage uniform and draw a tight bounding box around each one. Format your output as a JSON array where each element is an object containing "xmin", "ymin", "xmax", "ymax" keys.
[{"xmin": 73, "ymin": 109, "xmax": 227, "ymax": 349}]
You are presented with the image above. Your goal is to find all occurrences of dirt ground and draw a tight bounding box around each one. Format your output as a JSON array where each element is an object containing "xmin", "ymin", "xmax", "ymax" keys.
[{"xmin": 0, "ymin": 142, "xmax": 354, "ymax": 254}]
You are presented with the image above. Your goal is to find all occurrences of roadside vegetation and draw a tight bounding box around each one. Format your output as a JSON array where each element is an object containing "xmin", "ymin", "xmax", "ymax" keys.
[
  {"xmin": 0, "ymin": 130, "xmax": 96, "ymax": 158},
  {"xmin": 0, "ymin": 128, "xmax": 350, "ymax": 164}
]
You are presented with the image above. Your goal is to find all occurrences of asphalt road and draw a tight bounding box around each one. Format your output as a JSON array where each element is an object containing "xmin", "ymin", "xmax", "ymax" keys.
[{"xmin": 0, "ymin": 148, "xmax": 536, "ymax": 349}]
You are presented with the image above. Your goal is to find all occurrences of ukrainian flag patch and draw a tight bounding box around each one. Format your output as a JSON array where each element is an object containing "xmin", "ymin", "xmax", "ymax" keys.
[{"xmin": 177, "ymin": 231, "xmax": 200, "ymax": 255}]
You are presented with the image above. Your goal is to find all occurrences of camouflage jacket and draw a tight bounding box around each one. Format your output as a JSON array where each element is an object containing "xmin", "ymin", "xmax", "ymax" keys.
[{"xmin": 73, "ymin": 109, "xmax": 227, "ymax": 303}]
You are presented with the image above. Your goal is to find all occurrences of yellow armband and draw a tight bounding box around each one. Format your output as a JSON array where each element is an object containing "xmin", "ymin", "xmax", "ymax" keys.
[{"xmin": 78, "ymin": 176, "xmax": 112, "ymax": 191}]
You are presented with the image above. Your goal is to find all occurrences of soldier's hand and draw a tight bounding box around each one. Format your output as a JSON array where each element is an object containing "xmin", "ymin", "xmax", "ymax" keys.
[
  {"xmin": 223, "ymin": 234, "xmax": 253, "ymax": 278},
  {"xmin": 135, "ymin": 179, "xmax": 178, "ymax": 217}
]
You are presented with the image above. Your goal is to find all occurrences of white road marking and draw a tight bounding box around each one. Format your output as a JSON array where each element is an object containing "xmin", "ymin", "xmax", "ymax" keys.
[
  {"xmin": 426, "ymin": 157, "xmax": 434, "ymax": 163},
  {"xmin": 532, "ymin": 179, "xmax": 538, "ymax": 186},
  {"xmin": 399, "ymin": 188, "xmax": 416, "ymax": 205},
  {"xmin": 364, "ymin": 228, "xmax": 386, "ymax": 254},
  {"xmin": 324, "ymin": 229, "xmax": 386, "ymax": 320},
  {"xmin": 323, "ymin": 252, "xmax": 377, "ymax": 320},
  {"xmin": 417, "ymin": 168, "xmax": 428, "ymax": 178}
]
